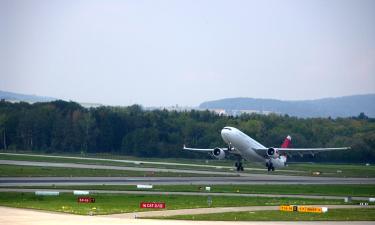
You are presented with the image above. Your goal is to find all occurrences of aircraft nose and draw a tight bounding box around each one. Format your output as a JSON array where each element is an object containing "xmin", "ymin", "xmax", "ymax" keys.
[
  {"xmin": 221, "ymin": 129, "xmax": 225, "ymax": 137},
  {"xmin": 221, "ymin": 127, "xmax": 231, "ymax": 140}
]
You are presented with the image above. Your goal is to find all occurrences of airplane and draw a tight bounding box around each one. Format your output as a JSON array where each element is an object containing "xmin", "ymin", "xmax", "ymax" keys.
[{"xmin": 183, "ymin": 126, "xmax": 350, "ymax": 171}]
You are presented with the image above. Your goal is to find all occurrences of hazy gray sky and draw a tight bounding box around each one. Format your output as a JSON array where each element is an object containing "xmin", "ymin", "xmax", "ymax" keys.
[{"xmin": 1, "ymin": 0, "xmax": 374, "ymax": 106}]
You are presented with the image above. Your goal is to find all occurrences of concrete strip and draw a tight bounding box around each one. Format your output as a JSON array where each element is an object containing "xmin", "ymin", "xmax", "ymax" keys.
[
  {"xmin": 0, "ymin": 152, "xmax": 277, "ymax": 172},
  {"xmin": 0, "ymin": 206, "xmax": 374, "ymax": 225},
  {"xmin": 0, "ymin": 160, "xmax": 240, "ymax": 176},
  {"xmin": 106, "ymin": 205, "xmax": 375, "ymax": 219},
  {"xmin": 0, "ymin": 188, "xmax": 372, "ymax": 200},
  {"xmin": 1, "ymin": 175, "xmax": 375, "ymax": 186}
]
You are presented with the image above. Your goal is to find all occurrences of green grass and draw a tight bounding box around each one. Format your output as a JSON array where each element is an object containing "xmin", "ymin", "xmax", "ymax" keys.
[
  {"xmin": 10, "ymin": 184, "xmax": 375, "ymax": 197},
  {"xmin": 0, "ymin": 152, "xmax": 304, "ymax": 176},
  {"xmin": 0, "ymin": 164, "xmax": 217, "ymax": 177},
  {"xmin": 1, "ymin": 152, "xmax": 375, "ymax": 177},
  {"xmin": 159, "ymin": 208, "xmax": 375, "ymax": 221},
  {"xmin": 0, "ymin": 151, "xmax": 233, "ymax": 166},
  {"xmin": 0, "ymin": 192, "xmax": 353, "ymax": 215},
  {"xmin": 0, "ymin": 152, "xmax": 235, "ymax": 172},
  {"xmin": 287, "ymin": 163, "xmax": 375, "ymax": 178}
]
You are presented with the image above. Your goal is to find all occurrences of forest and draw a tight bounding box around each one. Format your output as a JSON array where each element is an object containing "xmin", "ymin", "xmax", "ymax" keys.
[{"xmin": 0, "ymin": 100, "xmax": 374, "ymax": 162}]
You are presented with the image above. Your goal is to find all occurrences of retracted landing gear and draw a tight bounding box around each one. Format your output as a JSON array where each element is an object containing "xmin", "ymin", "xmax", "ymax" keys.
[{"xmin": 235, "ymin": 161, "xmax": 244, "ymax": 171}]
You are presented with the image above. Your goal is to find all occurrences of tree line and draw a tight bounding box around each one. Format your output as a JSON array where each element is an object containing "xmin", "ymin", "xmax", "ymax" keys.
[{"xmin": 0, "ymin": 100, "xmax": 374, "ymax": 162}]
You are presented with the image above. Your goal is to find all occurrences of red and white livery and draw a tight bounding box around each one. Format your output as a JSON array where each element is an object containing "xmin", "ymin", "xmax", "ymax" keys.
[{"xmin": 184, "ymin": 126, "xmax": 350, "ymax": 171}]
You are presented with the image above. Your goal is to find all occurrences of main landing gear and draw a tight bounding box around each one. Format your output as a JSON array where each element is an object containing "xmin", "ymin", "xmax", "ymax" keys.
[
  {"xmin": 235, "ymin": 161, "xmax": 244, "ymax": 171},
  {"xmin": 266, "ymin": 161, "xmax": 275, "ymax": 172}
]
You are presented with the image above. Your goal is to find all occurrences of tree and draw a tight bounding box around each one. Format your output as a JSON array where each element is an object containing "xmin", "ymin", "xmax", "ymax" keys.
[
  {"xmin": 0, "ymin": 114, "xmax": 7, "ymax": 149},
  {"xmin": 358, "ymin": 112, "xmax": 369, "ymax": 120},
  {"xmin": 0, "ymin": 100, "xmax": 374, "ymax": 162}
]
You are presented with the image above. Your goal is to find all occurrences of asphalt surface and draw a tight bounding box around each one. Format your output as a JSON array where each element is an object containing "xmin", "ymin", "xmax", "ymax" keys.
[
  {"xmin": 1, "ymin": 154, "xmax": 374, "ymax": 224},
  {"xmin": 1, "ymin": 175, "xmax": 375, "ymax": 186},
  {"xmin": 0, "ymin": 152, "xmax": 234, "ymax": 169},
  {"xmin": 0, "ymin": 188, "xmax": 371, "ymax": 200},
  {"xmin": 1, "ymin": 158, "xmax": 374, "ymax": 186},
  {"xmin": 0, "ymin": 160, "xmax": 239, "ymax": 176},
  {"xmin": 0, "ymin": 152, "xmax": 302, "ymax": 173}
]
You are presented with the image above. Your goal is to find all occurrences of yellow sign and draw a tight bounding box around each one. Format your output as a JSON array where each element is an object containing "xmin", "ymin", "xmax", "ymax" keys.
[
  {"xmin": 279, "ymin": 205, "xmax": 328, "ymax": 213},
  {"xmin": 298, "ymin": 206, "xmax": 328, "ymax": 213},
  {"xmin": 279, "ymin": 205, "xmax": 296, "ymax": 212}
]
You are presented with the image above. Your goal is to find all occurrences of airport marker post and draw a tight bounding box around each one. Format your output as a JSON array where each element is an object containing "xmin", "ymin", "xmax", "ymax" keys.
[{"xmin": 207, "ymin": 196, "xmax": 212, "ymax": 207}]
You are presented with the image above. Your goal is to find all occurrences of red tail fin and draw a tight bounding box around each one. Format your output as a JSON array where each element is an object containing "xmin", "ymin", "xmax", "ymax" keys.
[{"xmin": 281, "ymin": 135, "xmax": 292, "ymax": 148}]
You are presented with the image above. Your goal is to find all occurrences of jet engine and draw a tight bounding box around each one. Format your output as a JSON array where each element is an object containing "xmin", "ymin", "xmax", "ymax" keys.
[
  {"xmin": 213, "ymin": 148, "xmax": 225, "ymax": 160},
  {"xmin": 267, "ymin": 148, "xmax": 279, "ymax": 158}
]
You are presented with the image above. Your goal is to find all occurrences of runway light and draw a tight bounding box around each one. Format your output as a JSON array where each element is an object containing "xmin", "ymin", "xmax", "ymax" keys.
[
  {"xmin": 73, "ymin": 190, "xmax": 90, "ymax": 195},
  {"xmin": 137, "ymin": 184, "xmax": 153, "ymax": 189},
  {"xmin": 35, "ymin": 191, "xmax": 59, "ymax": 196}
]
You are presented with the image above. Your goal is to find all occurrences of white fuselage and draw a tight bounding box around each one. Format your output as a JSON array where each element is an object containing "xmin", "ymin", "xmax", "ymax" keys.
[{"xmin": 221, "ymin": 126, "xmax": 286, "ymax": 168}]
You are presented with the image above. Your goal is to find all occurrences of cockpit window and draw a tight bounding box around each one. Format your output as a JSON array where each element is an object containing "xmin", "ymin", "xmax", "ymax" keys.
[{"xmin": 223, "ymin": 127, "xmax": 232, "ymax": 131}]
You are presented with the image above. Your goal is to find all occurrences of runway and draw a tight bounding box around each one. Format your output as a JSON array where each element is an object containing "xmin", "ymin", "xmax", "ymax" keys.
[
  {"xmin": 0, "ymin": 153, "xmax": 237, "ymax": 169},
  {"xmin": 0, "ymin": 160, "xmax": 239, "ymax": 176},
  {"xmin": 0, "ymin": 152, "xmax": 302, "ymax": 173},
  {"xmin": 1, "ymin": 175, "xmax": 375, "ymax": 186}
]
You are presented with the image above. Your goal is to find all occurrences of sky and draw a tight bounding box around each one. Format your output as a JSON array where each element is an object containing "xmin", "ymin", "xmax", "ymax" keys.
[{"xmin": 1, "ymin": 0, "xmax": 374, "ymax": 106}]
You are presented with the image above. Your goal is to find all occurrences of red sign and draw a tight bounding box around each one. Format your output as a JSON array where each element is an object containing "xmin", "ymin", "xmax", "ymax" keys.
[
  {"xmin": 140, "ymin": 202, "xmax": 166, "ymax": 209},
  {"xmin": 77, "ymin": 197, "xmax": 95, "ymax": 203}
]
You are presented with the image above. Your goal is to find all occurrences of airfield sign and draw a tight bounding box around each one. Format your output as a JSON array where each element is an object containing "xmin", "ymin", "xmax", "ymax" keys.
[
  {"xmin": 77, "ymin": 197, "xmax": 95, "ymax": 203},
  {"xmin": 279, "ymin": 205, "xmax": 328, "ymax": 213},
  {"xmin": 140, "ymin": 202, "xmax": 166, "ymax": 209}
]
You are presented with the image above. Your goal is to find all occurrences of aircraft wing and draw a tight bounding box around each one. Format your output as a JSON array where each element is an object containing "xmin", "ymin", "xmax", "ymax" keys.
[
  {"xmin": 183, "ymin": 145, "xmax": 217, "ymax": 152},
  {"xmin": 276, "ymin": 147, "xmax": 351, "ymax": 152},
  {"xmin": 253, "ymin": 147, "xmax": 350, "ymax": 157},
  {"xmin": 183, "ymin": 145, "xmax": 231, "ymax": 152},
  {"xmin": 183, "ymin": 145, "xmax": 240, "ymax": 155}
]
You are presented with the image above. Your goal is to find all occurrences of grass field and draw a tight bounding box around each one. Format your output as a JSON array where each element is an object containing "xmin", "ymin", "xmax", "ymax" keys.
[
  {"xmin": 287, "ymin": 163, "xmax": 375, "ymax": 178},
  {"xmin": 9, "ymin": 184, "xmax": 375, "ymax": 197},
  {"xmin": 158, "ymin": 208, "xmax": 375, "ymax": 221},
  {"xmin": 0, "ymin": 152, "xmax": 237, "ymax": 172},
  {"xmin": 4, "ymin": 151, "xmax": 233, "ymax": 165},
  {"xmin": 0, "ymin": 192, "xmax": 357, "ymax": 215},
  {"xmin": 0, "ymin": 152, "xmax": 233, "ymax": 166},
  {"xmin": 1, "ymin": 152, "xmax": 374, "ymax": 177},
  {"xmin": 0, "ymin": 164, "xmax": 219, "ymax": 177}
]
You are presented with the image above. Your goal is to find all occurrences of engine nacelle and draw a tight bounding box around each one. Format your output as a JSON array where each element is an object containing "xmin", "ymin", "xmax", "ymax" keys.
[
  {"xmin": 213, "ymin": 148, "xmax": 226, "ymax": 160},
  {"xmin": 267, "ymin": 148, "xmax": 279, "ymax": 158}
]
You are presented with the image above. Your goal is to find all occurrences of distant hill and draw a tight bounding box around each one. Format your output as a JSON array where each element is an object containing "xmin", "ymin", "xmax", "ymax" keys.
[
  {"xmin": 0, "ymin": 90, "xmax": 57, "ymax": 103},
  {"xmin": 199, "ymin": 94, "xmax": 375, "ymax": 118},
  {"xmin": 0, "ymin": 90, "xmax": 104, "ymax": 108}
]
